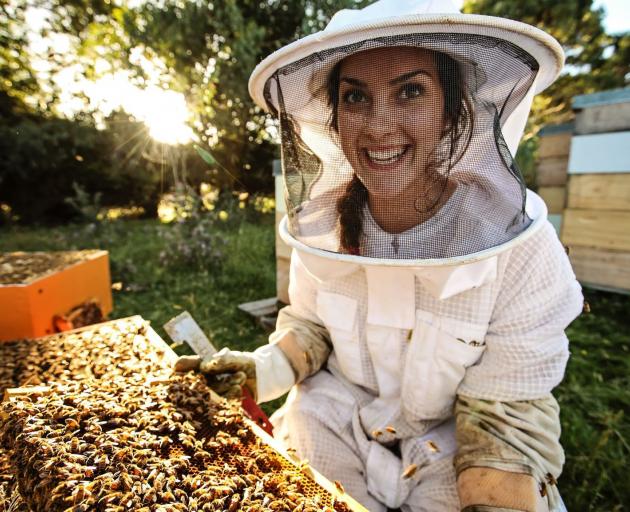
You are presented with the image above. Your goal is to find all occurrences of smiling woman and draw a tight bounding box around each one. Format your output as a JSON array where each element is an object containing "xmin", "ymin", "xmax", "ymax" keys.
[
  {"xmin": 328, "ymin": 46, "xmax": 472, "ymax": 244},
  {"xmin": 236, "ymin": 2, "xmax": 584, "ymax": 512}
]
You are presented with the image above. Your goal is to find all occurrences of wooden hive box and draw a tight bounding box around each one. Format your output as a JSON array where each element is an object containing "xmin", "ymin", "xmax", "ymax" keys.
[
  {"xmin": 573, "ymin": 87, "xmax": 630, "ymax": 135},
  {"xmin": 538, "ymin": 186, "xmax": 566, "ymax": 215},
  {"xmin": 535, "ymin": 123, "xmax": 573, "ymax": 237},
  {"xmin": 561, "ymin": 88, "xmax": 630, "ymax": 293},
  {"xmin": 536, "ymin": 123, "xmax": 573, "ymax": 191},
  {"xmin": 0, "ymin": 250, "xmax": 113, "ymax": 341}
]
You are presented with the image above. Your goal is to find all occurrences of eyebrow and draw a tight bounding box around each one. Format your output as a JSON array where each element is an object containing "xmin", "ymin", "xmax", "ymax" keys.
[
  {"xmin": 340, "ymin": 77, "xmax": 367, "ymax": 87},
  {"xmin": 389, "ymin": 69, "xmax": 432, "ymax": 85},
  {"xmin": 340, "ymin": 69, "xmax": 432, "ymax": 88}
]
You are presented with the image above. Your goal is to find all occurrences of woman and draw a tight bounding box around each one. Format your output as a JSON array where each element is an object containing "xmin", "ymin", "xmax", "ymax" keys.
[{"xmin": 177, "ymin": 1, "xmax": 583, "ymax": 510}]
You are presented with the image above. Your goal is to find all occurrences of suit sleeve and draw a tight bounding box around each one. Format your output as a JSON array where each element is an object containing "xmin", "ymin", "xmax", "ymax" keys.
[
  {"xmin": 455, "ymin": 222, "xmax": 583, "ymax": 511},
  {"xmin": 268, "ymin": 250, "xmax": 332, "ymax": 382}
]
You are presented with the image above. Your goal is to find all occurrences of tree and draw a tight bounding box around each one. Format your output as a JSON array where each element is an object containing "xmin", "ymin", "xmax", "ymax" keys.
[
  {"xmin": 0, "ymin": 2, "xmax": 40, "ymax": 119},
  {"xmin": 17, "ymin": 0, "xmax": 371, "ymax": 193}
]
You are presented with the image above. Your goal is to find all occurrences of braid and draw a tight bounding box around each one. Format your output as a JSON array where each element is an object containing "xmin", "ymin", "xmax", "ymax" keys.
[{"xmin": 337, "ymin": 175, "xmax": 368, "ymax": 254}]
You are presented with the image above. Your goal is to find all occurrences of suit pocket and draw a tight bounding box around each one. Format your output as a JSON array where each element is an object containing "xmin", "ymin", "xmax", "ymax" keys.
[
  {"xmin": 402, "ymin": 310, "xmax": 487, "ymax": 420},
  {"xmin": 316, "ymin": 291, "xmax": 363, "ymax": 384}
]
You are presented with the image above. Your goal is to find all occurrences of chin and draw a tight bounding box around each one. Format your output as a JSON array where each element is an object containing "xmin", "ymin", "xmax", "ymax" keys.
[{"xmin": 361, "ymin": 177, "xmax": 412, "ymax": 202}]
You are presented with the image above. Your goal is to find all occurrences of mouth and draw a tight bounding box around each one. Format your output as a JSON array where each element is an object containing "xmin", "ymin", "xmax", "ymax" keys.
[{"xmin": 364, "ymin": 145, "xmax": 410, "ymax": 166}]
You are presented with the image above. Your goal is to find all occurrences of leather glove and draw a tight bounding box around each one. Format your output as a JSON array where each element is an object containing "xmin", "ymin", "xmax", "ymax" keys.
[{"xmin": 174, "ymin": 348, "xmax": 257, "ymax": 400}]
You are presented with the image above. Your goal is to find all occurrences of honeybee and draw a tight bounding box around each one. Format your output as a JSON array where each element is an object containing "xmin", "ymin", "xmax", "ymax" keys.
[{"xmin": 402, "ymin": 463, "xmax": 418, "ymax": 479}]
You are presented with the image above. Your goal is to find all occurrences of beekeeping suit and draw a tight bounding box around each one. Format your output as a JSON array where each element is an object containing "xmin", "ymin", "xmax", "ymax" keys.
[{"xmin": 209, "ymin": 1, "xmax": 584, "ymax": 510}]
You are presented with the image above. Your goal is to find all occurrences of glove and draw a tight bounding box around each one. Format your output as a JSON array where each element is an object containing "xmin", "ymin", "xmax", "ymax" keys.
[
  {"xmin": 174, "ymin": 348, "xmax": 257, "ymax": 400},
  {"xmin": 175, "ymin": 345, "xmax": 295, "ymax": 403}
]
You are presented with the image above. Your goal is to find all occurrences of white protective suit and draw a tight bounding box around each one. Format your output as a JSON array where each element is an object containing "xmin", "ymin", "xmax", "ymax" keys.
[
  {"xmin": 244, "ymin": 1, "xmax": 584, "ymax": 510},
  {"xmin": 255, "ymin": 191, "xmax": 583, "ymax": 512}
]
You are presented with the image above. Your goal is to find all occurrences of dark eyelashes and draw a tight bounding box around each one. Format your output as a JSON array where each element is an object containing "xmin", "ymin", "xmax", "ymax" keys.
[
  {"xmin": 400, "ymin": 83, "xmax": 424, "ymax": 98},
  {"xmin": 340, "ymin": 83, "xmax": 425, "ymax": 105},
  {"xmin": 342, "ymin": 88, "xmax": 366, "ymax": 104}
]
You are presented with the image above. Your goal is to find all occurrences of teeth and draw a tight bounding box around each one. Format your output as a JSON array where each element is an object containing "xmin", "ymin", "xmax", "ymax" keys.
[{"xmin": 366, "ymin": 147, "xmax": 407, "ymax": 163}]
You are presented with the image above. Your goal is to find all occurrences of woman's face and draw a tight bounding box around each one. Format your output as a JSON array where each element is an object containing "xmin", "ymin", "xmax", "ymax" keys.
[{"xmin": 336, "ymin": 47, "xmax": 446, "ymax": 200}]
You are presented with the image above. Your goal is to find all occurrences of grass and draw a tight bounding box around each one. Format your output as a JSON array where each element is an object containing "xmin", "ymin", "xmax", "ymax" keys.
[
  {"xmin": 1, "ymin": 214, "xmax": 628, "ymax": 510},
  {"xmin": 0, "ymin": 216, "xmax": 276, "ymax": 352},
  {"xmin": 556, "ymin": 291, "xmax": 630, "ymax": 510}
]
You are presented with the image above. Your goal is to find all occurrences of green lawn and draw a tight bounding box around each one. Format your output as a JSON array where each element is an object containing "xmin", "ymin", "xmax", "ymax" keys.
[{"xmin": 1, "ymin": 216, "xmax": 628, "ymax": 510}]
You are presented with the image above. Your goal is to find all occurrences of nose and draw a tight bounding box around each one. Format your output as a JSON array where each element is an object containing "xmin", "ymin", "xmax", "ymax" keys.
[{"xmin": 363, "ymin": 99, "xmax": 397, "ymax": 140}]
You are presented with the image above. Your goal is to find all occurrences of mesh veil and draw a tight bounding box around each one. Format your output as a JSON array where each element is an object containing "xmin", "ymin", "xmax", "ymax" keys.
[{"xmin": 264, "ymin": 31, "xmax": 539, "ymax": 261}]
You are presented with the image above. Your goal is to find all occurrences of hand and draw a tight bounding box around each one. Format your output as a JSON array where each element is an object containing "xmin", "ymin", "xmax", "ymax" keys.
[{"xmin": 174, "ymin": 348, "xmax": 257, "ymax": 400}]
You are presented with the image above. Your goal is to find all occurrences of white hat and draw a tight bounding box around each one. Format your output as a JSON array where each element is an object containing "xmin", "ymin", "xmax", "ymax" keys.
[
  {"xmin": 247, "ymin": 0, "xmax": 563, "ymax": 266},
  {"xmin": 249, "ymin": 0, "xmax": 564, "ymax": 112}
]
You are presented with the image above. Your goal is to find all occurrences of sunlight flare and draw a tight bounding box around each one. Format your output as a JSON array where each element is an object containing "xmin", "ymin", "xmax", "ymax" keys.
[{"xmin": 84, "ymin": 73, "xmax": 195, "ymax": 145}]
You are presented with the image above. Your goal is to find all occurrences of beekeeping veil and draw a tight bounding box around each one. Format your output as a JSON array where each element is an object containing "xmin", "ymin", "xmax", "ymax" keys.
[{"xmin": 249, "ymin": 0, "xmax": 564, "ymax": 267}]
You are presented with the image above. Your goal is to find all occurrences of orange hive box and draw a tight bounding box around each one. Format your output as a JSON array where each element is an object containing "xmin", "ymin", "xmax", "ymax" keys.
[{"xmin": 0, "ymin": 251, "xmax": 112, "ymax": 342}]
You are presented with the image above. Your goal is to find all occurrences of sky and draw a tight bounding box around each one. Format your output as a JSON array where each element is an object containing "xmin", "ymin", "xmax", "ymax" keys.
[{"xmin": 592, "ymin": 0, "xmax": 630, "ymax": 34}]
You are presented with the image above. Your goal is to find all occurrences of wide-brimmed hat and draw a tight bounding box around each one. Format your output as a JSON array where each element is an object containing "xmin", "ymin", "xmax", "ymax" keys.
[
  {"xmin": 249, "ymin": 0, "xmax": 564, "ymax": 112},
  {"xmin": 247, "ymin": 0, "xmax": 565, "ymax": 266}
]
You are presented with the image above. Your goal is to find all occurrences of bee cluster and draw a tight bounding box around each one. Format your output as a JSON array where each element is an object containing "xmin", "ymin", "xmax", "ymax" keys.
[
  {"xmin": 0, "ymin": 317, "xmax": 171, "ymax": 392},
  {"xmin": 0, "ymin": 251, "xmax": 97, "ymax": 285},
  {"xmin": 0, "ymin": 317, "xmax": 174, "ymax": 512},
  {"xmin": 0, "ymin": 446, "xmax": 24, "ymax": 512},
  {"xmin": 0, "ymin": 319, "xmax": 354, "ymax": 512},
  {"xmin": 2, "ymin": 374, "xmax": 350, "ymax": 512}
]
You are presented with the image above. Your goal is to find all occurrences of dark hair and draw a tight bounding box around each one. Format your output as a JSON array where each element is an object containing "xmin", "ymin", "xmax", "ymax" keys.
[{"xmin": 328, "ymin": 48, "xmax": 474, "ymax": 254}]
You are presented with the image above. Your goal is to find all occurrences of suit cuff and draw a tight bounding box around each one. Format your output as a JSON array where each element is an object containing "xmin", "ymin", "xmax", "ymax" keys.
[{"xmin": 252, "ymin": 344, "xmax": 295, "ymax": 403}]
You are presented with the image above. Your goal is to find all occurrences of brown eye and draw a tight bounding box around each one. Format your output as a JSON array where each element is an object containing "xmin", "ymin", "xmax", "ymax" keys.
[
  {"xmin": 399, "ymin": 83, "xmax": 424, "ymax": 99},
  {"xmin": 343, "ymin": 89, "xmax": 368, "ymax": 104}
]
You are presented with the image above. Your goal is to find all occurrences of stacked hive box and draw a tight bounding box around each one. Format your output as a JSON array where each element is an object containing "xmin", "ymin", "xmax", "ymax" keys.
[
  {"xmin": 535, "ymin": 123, "xmax": 573, "ymax": 235},
  {"xmin": 562, "ymin": 88, "xmax": 630, "ymax": 292}
]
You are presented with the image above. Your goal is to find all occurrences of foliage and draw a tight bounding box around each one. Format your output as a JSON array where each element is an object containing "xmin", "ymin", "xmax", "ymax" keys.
[
  {"xmin": 0, "ymin": 112, "xmax": 166, "ymax": 223},
  {"xmin": 0, "ymin": 2, "xmax": 40, "ymax": 119},
  {"xmin": 157, "ymin": 185, "xmax": 228, "ymax": 270},
  {"xmin": 64, "ymin": 182, "xmax": 103, "ymax": 222},
  {"xmin": 556, "ymin": 291, "xmax": 630, "ymax": 510}
]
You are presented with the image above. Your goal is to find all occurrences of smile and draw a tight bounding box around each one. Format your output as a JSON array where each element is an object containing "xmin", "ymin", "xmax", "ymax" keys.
[{"xmin": 364, "ymin": 145, "xmax": 410, "ymax": 165}]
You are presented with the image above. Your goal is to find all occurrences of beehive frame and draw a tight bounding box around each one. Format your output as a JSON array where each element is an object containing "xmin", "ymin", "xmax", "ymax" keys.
[{"xmin": 1, "ymin": 317, "xmax": 369, "ymax": 512}]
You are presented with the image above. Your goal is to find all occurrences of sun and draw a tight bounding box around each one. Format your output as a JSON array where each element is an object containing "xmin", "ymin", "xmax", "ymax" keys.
[
  {"xmin": 132, "ymin": 86, "xmax": 196, "ymax": 145},
  {"xmin": 72, "ymin": 72, "xmax": 196, "ymax": 146},
  {"xmin": 26, "ymin": 9, "xmax": 196, "ymax": 145}
]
